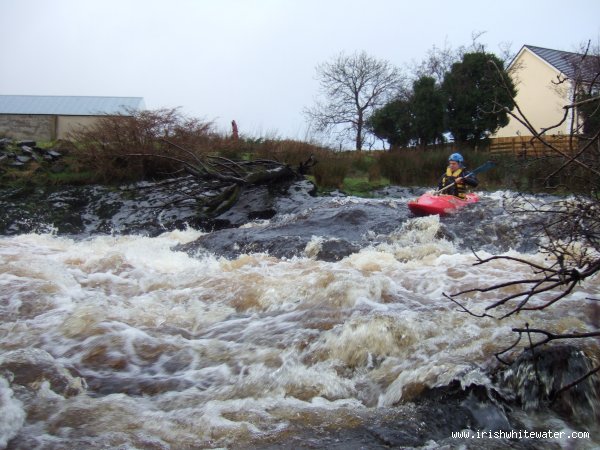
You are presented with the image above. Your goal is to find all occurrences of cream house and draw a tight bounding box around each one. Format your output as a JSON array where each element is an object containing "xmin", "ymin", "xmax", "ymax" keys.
[
  {"xmin": 493, "ymin": 45, "xmax": 596, "ymax": 138},
  {"xmin": 0, "ymin": 95, "xmax": 145, "ymax": 141}
]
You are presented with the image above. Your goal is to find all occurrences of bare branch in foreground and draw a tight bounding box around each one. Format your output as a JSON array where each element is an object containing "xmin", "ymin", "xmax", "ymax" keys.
[
  {"xmin": 442, "ymin": 293, "xmax": 495, "ymax": 318},
  {"xmin": 551, "ymin": 364, "xmax": 600, "ymax": 402},
  {"xmin": 510, "ymin": 327, "xmax": 600, "ymax": 350}
]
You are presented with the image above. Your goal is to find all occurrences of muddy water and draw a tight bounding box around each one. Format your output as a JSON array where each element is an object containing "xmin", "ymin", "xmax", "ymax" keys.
[{"xmin": 1, "ymin": 191, "xmax": 599, "ymax": 449}]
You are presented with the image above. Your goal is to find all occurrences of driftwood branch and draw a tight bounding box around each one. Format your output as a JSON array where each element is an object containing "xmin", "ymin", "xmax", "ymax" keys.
[
  {"xmin": 125, "ymin": 140, "xmax": 316, "ymax": 216},
  {"xmin": 451, "ymin": 252, "xmax": 599, "ymax": 318}
]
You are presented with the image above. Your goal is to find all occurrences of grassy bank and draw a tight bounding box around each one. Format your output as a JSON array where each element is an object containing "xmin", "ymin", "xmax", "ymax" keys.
[
  {"xmin": 1, "ymin": 135, "xmax": 590, "ymax": 196},
  {"xmin": 4, "ymin": 108, "xmax": 591, "ymax": 196},
  {"xmin": 311, "ymin": 147, "xmax": 597, "ymax": 196}
]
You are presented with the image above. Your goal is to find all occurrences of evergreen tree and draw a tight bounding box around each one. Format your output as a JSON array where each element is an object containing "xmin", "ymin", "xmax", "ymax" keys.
[
  {"xmin": 442, "ymin": 52, "xmax": 516, "ymax": 144},
  {"xmin": 578, "ymin": 91, "xmax": 600, "ymax": 136},
  {"xmin": 411, "ymin": 76, "xmax": 446, "ymax": 147},
  {"xmin": 368, "ymin": 76, "xmax": 446, "ymax": 149},
  {"xmin": 366, "ymin": 98, "xmax": 413, "ymax": 149}
]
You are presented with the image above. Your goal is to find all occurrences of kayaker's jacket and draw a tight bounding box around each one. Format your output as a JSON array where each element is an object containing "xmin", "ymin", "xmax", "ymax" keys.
[{"xmin": 438, "ymin": 167, "xmax": 478, "ymax": 198}]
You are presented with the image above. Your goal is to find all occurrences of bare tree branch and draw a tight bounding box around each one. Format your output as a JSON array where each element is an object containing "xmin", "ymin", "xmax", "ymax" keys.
[
  {"xmin": 447, "ymin": 43, "xmax": 600, "ymax": 400},
  {"xmin": 551, "ymin": 364, "xmax": 600, "ymax": 401},
  {"xmin": 510, "ymin": 327, "xmax": 600, "ymax": 349},
  {"xmin": 443, "ymin": 293, "xmax": 495, "ymax": 318},
  {"xmin": 305, "ymin": 51, "xmax": 404, "ymax": 150}
]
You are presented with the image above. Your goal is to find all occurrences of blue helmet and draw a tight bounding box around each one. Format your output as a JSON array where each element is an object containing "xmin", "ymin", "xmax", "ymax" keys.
[{"xmin": 448, "ymin": 153, "xmax": 464, "ymax": 164}]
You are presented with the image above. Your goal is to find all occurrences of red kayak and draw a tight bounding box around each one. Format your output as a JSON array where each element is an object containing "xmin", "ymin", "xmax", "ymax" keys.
[{"xmin": 408, "ymin": 192, "xmax": 479, "ymax": 216}]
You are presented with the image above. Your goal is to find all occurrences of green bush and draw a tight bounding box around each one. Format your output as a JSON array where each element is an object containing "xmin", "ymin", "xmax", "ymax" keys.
[
  {"xmin": 368, "ymin": 162, "xmax": 381, "ymax": 182},
  {"xmin": 350, "ymin": 153, "xmax": 376, "ymax": 174},
  {"xmin": 312, "ymin": 155, "xmax": 351, "ymax": 189}
]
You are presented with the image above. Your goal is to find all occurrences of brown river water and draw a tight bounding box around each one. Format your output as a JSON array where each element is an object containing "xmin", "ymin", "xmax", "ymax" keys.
[{"xmin": 1, "ymin": 191, "xmax": 599, "ymax": 449}]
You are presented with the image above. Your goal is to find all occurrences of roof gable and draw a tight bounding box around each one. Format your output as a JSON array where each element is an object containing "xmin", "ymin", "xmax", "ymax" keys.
[
  {"xmin": 521, "ymin": 45, "xmax": 599, "ymax": 83},
  {"xmin": 0, "ymin": 95, "xmax": 145, "ymax": 115}
]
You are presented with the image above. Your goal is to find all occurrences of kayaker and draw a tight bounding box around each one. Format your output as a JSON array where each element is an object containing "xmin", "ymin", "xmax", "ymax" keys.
[{"xmin": 438, "ymin": 153, "xmax": 478, "ymax": 198}]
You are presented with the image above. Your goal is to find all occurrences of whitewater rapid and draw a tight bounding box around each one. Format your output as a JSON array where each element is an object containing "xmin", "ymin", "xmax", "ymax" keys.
[{"xmin": 1, "ymin": 192, "xmax": 599, "ymax": 449}]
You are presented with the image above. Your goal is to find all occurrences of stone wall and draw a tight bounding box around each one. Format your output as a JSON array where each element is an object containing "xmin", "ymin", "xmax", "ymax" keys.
[{"xmin": 0, "ymin": 114, "xmax": 56, "ymax": 141}]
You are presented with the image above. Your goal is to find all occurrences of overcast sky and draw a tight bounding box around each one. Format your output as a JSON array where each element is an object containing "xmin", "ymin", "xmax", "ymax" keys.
[{"xmin": 1, "ymin": 0, "xmax": 599, "ymax": 143}]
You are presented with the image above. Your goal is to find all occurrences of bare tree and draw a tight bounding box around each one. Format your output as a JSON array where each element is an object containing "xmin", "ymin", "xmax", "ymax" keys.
[
  {"xmin": 448, "ymin": 41, "xmax": 600, "ymax": 390},
  {"xmin": 305, "ymin": 51, "xmax": 404, "ymax": 151},
  {"xmin": 412, "ymin": 39, "xmax": 462, "ymax": 85},
  {"xmin": 411, "ymin": 32, "xmax": 515, "ymax": 85}
]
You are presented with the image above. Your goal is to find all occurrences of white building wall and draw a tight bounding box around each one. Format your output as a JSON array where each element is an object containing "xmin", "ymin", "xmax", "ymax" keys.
[{"xmin": 494, "ymin": 49, "xmax": 571, "ymax": 138}]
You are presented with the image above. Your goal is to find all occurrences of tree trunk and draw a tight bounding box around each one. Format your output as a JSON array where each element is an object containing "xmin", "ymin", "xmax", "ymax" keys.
[{"xmin": 355, "ymin": 113, "xmax": 363, "ymax": 151}]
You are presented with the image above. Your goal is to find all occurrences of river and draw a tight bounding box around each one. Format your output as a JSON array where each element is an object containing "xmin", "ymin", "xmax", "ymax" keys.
[{"xmin": 1, "ymin": 187, "xmax": 599, "ymax": 449}]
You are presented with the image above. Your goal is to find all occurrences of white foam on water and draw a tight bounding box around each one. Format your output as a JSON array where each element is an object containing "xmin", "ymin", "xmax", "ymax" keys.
[
  {"xmin": 0, "ymin": 377, "xmax": 26, "ymax": 448},
  {"xmin": 1, "ymin": 223, "xmax": 599, "ymax": 447}
]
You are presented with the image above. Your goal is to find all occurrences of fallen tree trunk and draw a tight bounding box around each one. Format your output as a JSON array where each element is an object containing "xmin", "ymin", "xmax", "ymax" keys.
[{"xmin": 126, "ymin": 139, "xmax": 317, "ymax": 216}]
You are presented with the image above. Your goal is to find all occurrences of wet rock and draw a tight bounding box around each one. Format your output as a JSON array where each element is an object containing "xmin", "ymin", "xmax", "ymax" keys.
[
  {"xmin": 209, "ymin": 179, "xmax": 317, "ymax": 229},
  {"xmin": 17, "ymin": 140, "xmax": 36, "ymax": 147},
  {"xmin": 461, "ymin": 390, "xmax": 512, "ymax": 431},
  {"xmin": 182, "ymin": 227, "xmax": 306, "ymax": 258},
  {"xmin": 209, "ymin": 185, "xmax": 279, "ymax": 229},
  {"xmin": 0, "ymin": 173, "xmax": 553, "ymax": 259},
  {"xmin": 257, "ymin": 382, "xmax": 529, "ymax": 449},
  {"xmin": 0, "ymin": 177, "xmax": 319, "ymax": 237},
  {"xmin": 45, "ymin": 149, "xmax": 62, "ymax": 159},
  {"xmin": 498, "ymin": 344, "xmax": 600, "ymax": 425},
  {"xmin": 314, "ymin": 239, "xmax": 362, "ymax": 262},
  {"xmin": 418, "ymin": 382, "xmax": 511, "ymax": 432},
  {"xmin": 20, "ymin": 145, "xmax": 34, "ymax": 155},
  {"xmin": 179, "ymin": 199, "xmax": 404, "ymax": 260},
  {"xmin": 0, "ymin": 348, "xmax": 86, "ymax": 397}
]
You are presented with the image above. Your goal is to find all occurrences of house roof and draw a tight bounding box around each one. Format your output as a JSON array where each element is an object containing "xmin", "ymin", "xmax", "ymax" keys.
[
  {"xmin": 0, "ymin": 95, "xmax": 145, "ymax": 115},
  {"xmin": 522, "ymin": 45, "xmax": 600, "ymax": 82}
]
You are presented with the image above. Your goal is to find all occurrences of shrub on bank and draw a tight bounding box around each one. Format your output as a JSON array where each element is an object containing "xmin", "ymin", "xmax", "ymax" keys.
[
  {"xmin": 252, "ymin": 139, "xmax": 329, "ymax": 170},
  {"xmin": 66, "ymin": 108, "xmax": 330, "ymax": 184},
  {"xmin": 378, "ymin": 149, "xmax": 443, "ymax": 186},
  {"xmin": 311, "ymin": 154, "xmax": 351, "ymax": 189},
  {"xmin": 67, "ymin": 108, "xmax": 222, "ymax": 182}
]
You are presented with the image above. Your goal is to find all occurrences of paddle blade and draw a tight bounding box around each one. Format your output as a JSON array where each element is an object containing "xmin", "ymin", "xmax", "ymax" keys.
[{"xmin": 470, "ymin": 160, "xmax": 496, "ymax": 176}]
